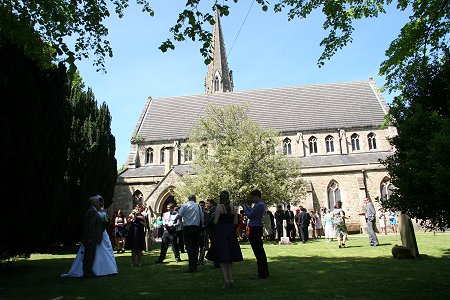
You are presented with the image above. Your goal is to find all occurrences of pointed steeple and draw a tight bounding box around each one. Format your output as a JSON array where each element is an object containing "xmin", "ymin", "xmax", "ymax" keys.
[{"xmin": 205, "ymin": 7, "xmax": 234, "ymax": 94}]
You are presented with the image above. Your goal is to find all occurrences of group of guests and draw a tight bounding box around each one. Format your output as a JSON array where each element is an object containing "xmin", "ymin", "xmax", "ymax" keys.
[
  {"xmin": 273, "ymin": 205, "xmax": 325, "ymax": 243},
  {"xmin": 378, "ymin": 208, "xmax": 398, "ymax": 235},
  {"xmin": 63, "ymin": 191, "xmax": 393, "ymax": 284},
  {"xmin": 153, "ymin": 189, "xmax": 269, "ymax": 288}
]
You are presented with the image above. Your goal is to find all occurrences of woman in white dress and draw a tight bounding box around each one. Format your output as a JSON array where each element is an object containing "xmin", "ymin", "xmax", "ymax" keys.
[{"xmin": 61, "ymin": 196, "xmax": 118, "ymax": 277}]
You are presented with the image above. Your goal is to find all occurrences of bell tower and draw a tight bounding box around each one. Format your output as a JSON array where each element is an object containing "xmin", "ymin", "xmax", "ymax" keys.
[{"xmin": 204, "ymin": 7, "xmax": 234, "ymax": 94}]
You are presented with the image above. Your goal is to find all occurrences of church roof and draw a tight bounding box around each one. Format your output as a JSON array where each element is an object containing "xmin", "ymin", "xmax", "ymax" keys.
[
  {"xmin": 134, "ymin": 80, "xmax": 388, "ymax": 142},
  {"xmin": 119, "ymin": 151, "xmax": 389, "ymax": 178}
]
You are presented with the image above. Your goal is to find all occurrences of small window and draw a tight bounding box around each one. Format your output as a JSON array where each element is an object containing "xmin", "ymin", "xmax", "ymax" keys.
[
  {"xmin": 160, "ymin": 148, "xmax": 165, "ymax": 164},
  {"xmin": 283, "ymin": 138, "xmax": 292, "ymax": 155},
  {"xmin": 184, "ymin": 145, "xmax": 193, "ymax": 162},
  {"xmin": 351, "ymin": 133, "xmax": 360, "ymax": 151},
  {"xmin": 308, "ymin": 136, "xmax": 318, "ymax": 154},
  {"xmin": 145, "ymin": 147, "xmax": 154, "ymax": 164},
  {"xmin": 368, "ymin": 132, "xmax": 377, "ymax": 150},
  {"xmin": 325, "ymin": 135, "xmax": 335, "ymax": 153}
]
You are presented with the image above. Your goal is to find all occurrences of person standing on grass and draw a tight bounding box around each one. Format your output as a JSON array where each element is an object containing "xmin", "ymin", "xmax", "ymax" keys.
[
  {"xmin": 323, "ymin": 208, "xmax": 335, "ymax": 242},
  {"xmin": 298, "ymin": 206, "xmax": 310, "ymax": 243},
  {"xmin": 241, "ymin": 189, "xmax": 269, "ymax": 280},
  {"xmin": 206, "ymin": 191, "xmax": 243, "ymax": 289},
  {"xmin": 274, "ymin": 205, "xmax": 285, "ymax": 241},
  {"xmin": 389, "ymin": 208, "xmax": 398, "ymax": 234},
  {"xmin": 314, "ymin": 210, "xmax": 323, "ymax": 238},
  {"xmin": 379, "ymin": 208, "xmax": 387, "ymax": 235},
  {"xmin": 114, "ymin": 210, "xmax": 127, "ymax": 253},
  {"xmin": 332, "ymin": 201, "xmax": 348, "ymax": 248},
  {"xmin": 364, "ymin": 198, "xmax": 379, "ymax": 246},
  {"xmin": 125, "ymin": 204, "xmax": 146, "ymax": 266},
  {"xmin": 154, "ymin": 203, "xmax": 181, "ymax": 264},
  {"xmin": 284, "ymin": 204, "xmax": 296, "ymax": 242},
  {"xmin": 175, "ymin": 194, "xmax": 204, "ymax": 273},
  {"xmin": 81, "ymin": 195, "xmax": 104, "ymax": 277}
]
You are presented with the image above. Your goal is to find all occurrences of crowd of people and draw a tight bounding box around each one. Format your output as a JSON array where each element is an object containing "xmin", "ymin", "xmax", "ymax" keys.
[{"xmin": 63, "ymin": 191, "xmax": 397, "ymax": 289}]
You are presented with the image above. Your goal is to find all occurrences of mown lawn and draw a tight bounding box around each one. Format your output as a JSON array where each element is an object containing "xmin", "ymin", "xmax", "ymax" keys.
[{"xmin": 1, "ymin": 232, "xmax": 449, "ymax": 300}]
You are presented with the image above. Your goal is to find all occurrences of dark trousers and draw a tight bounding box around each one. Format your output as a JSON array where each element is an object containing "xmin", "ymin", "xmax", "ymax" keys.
[
  {"xmin": 276, "ymin": 223, "xmax": 283, "ymax": 240},
  {"xmin": 183, "ymin": 225, "xmax": 200, "ymax": 271},
  {"xmin": 286, "ymin": 223, "xmax": 296, "ymax": 241},
  {"xmin": 248, "ymin": 226, "xmax": 269, "ymax": 278},
  {"xmin": 366, "ymin": 219, "xmax": 379, "ymax": 246},
  {"xmin": 158, "ymin": 231, "xmax": 180, "ymax": 261},
  {"xmin": 299, "ymin": 225, "xmax": 308, "ymax": 242},
  {"xmin": 207, "ymin": 229, "xmax": 220, "ymax": 268},
  {"xmin": 177, "ymin": 230, "xmax": 185, "ymax": 252},
  {"xmin": 198, "ymin": 230, "xmax": 207, "ymax": 265},
  {"xmin": 82, "ymin": 242, "xmax": 96, "ymax": 277}
]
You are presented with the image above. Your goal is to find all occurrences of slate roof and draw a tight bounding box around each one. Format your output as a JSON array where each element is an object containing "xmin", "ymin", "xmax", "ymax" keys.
[
  {"xmin": 134, "ymin": 80, "xmax": 388, "ymax": 142},
  {"xmin": 299, "ymin": 151, "xmax": 390, "ymax": 169},
  {"xmin": 119, "ymin": 151, "xmax": 390, "ymax": 178},
  {"xmin": 119, "ymin": 165, "xmax": 193, "ymax": 179}
]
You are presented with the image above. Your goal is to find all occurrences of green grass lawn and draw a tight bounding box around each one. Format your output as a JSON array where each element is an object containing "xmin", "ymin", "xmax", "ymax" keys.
[{"xmin": 1, "ymin": 232, "xmax": 449, "ymax": 300}]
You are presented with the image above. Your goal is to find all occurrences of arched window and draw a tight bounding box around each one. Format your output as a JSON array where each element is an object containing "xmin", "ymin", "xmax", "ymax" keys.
[
  {"xmin": 351, "ymin": 133, "xmax": 360, "ymax": 151},
  {"xmin": 327, "ymin": 181, "xmax": 341, "ymax": 209},
  {"xmin": 145, "ymin": 147, "xmax": 154, "ymax": 164},
  {"xmin": 214, "ymin": 76, "xmax": 220, "ymax": 91},
  {"xmin": 283, "ymin": 138, "xmax": 292, "ymax": 155},
  {"xmin": 380, "ymin": 178, "xmax": 393, "ymax": 201},
  {"xmin": 184, "ymin": 145, "xmax": 193, "ymax": 162},
  {"xmin": 132, "ymin": 190, "xmax": 143, "ymax": 209},
  {"xmin": 325, "ymin": 135, "xmax": 335, "ymax": 153},
  {"xmin": 368, "ymin": 132, "xmax": 377, "ymax": 150},
  {"xmin": 308, "ymin": 136, "xmax": 318, "ymax": 154},
  {"xmin": 160, "ymin": 148, "xmax": 165, "ymax": 164}
]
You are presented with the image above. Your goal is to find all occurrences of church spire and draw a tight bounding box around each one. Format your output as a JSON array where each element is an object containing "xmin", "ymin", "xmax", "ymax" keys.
[{"xmin": 205, "ymin": 7, "xmax": 234, "ymax": 94}]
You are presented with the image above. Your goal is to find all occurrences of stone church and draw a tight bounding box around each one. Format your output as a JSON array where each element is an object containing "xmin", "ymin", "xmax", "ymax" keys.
[{"xmin": 113, "ymin": 10, "xmax": 396, "ymax": 232}]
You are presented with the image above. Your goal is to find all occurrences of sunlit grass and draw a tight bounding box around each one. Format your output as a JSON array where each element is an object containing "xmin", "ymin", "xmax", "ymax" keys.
[{"xmin": 1, "ymin": 232, "xmax": 449, "ymax": 299}]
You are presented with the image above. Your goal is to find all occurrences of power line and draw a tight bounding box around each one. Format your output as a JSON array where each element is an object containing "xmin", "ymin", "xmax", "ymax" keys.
[{"xmin": 227, "ymin": 0, "xmax": 255, "ymax": 58}]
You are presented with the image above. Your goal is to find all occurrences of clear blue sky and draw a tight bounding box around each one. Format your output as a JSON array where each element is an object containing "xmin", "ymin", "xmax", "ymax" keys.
[{"xmin": 75, "ymin": 0, "xmax": 410, "ymax": 168}]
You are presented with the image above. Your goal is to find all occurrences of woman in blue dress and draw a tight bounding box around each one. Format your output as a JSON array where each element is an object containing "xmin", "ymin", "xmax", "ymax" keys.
[
  {"xmin": 389, "ymin": 209, "xmax": 398, "ymax": 234},
  {"xmin": 206, "ymin": 191, "xmax": 243, "ymax": 289}
]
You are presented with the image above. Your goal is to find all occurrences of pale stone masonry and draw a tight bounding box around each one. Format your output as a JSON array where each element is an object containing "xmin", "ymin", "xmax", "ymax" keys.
[{"xmin": 113, "ymin": 11, "xmax": 395, "ymax": 233}]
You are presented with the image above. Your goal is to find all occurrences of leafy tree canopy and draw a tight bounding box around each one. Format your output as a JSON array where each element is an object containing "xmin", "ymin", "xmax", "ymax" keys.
[
  {"xmin": 0, "ymin": 0, "xmax": 154, "ymax": 72},
  {"xmin": 3, "ymin": 0, "xmax": 448, "ymax": 90},
  {"xmin": 175, "ymin": 104, "xmax": 305, "ymax": 206},
  {"xmin": 381, "ymin": 54, "xmax": 450, "ymax": 230}
]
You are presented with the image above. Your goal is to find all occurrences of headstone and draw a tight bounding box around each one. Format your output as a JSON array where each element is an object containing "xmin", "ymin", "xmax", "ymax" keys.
[
  {"xmin": 399, "ymin": 212, "xmax": 420, "ymax": 258},
  {"xmin": 279, "ymin": 219, "xmax": 291, "ymax": 244}
]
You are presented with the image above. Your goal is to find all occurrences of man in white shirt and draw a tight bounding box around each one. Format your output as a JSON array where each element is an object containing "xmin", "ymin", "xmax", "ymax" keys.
[
  {"xmin": 175, "ymin": 194, "xmax": 204, "ymax": 272},
  {"xmin": 155, "ymin": 203, "xmax": 181, "ymax": 263}
]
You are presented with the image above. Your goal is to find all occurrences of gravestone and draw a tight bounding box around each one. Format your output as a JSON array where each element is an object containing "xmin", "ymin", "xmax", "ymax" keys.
[
  {"xmin": 279, "ymin": 219, "xmax": 291, "ymax": 244},
  {"xmin": 399, "ymin": 212, "xmax": 420, "ymax": 258}
]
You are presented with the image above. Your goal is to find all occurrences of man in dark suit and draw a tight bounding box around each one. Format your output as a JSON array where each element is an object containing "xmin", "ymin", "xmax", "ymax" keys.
[
  {"xmin": 284, "ymin": 204, "xmax": 296, "ymax": 242},
  {"xmin": 81, "ymin": 196, "xmax": 103, "ymax": 277},
  {"xmin": 274, "ymin": 205, "xmax": 285, "ymax": 241},
  {"xmin": 298, "ymin": 206, "xmax": 310, "ymax": 243}
]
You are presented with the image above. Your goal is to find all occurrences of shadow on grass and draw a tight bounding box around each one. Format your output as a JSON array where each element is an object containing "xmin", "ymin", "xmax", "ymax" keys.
[{"xmin": 1, "ymin": 240, "xmax": 450, "ymax": 300}]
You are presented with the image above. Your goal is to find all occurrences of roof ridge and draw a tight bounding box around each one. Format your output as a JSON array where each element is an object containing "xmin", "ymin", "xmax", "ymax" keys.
[{"xmin": 151, "ymin": 80, "xmax": 371, "ymax": 100}]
